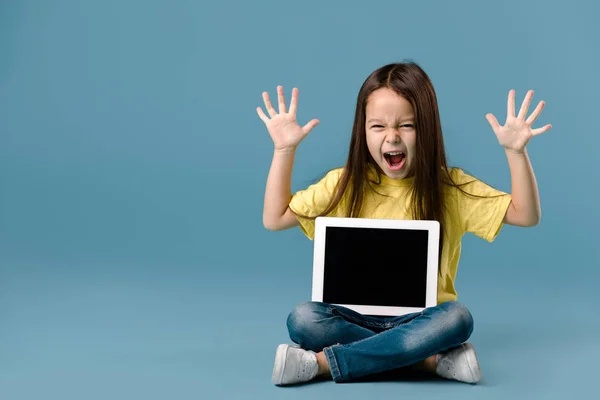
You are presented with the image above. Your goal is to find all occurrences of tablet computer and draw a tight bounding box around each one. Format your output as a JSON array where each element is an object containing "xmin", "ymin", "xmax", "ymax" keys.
[{"xmin": 312, "ymin": 217, "xmax": 440, "ymax": 316}]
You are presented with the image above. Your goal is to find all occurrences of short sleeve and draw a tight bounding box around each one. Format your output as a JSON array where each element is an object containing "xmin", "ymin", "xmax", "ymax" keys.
[
  {"xmin": 289, "ymin": 168, "xmax": 343, "ymax": 239},
  {"xmin": 452, "ymin": 169, "xmax": 512, "ymax": 242}
]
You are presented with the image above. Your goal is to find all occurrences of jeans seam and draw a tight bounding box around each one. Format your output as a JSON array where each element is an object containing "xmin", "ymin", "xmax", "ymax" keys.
[
  {"xmin": 328, "ymin": 305, "xmax": 387, "ymax": 330},
  {"xmin": 324, "ymin": 345, "xmax": 343, "ymax": 382}
]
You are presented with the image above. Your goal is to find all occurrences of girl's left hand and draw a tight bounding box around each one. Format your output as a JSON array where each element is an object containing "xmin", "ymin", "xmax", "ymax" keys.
[{"xmin": 486, "ymin": 90, "xmax": 552, "ymax": 154}]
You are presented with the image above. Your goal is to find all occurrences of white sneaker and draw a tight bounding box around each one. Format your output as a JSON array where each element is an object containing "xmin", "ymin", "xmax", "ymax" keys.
[
  {"xmin": 272, "ymin": 344, "xmax": 319, "ymax": 386},
  {"xmin": 436, "ymin": 343, "xmax": 482, "ymax": 384}
]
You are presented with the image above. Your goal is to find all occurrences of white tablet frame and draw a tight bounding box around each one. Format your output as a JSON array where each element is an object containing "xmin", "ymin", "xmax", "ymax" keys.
[{"xmin": 311, "ymin": 216, "xmax": 440, "ymax": 316}]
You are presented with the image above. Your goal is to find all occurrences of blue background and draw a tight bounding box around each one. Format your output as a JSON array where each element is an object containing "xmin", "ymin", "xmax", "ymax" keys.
[{"xmin": 1, "ymin": 0, "xmax": 598, "ymax": 399}]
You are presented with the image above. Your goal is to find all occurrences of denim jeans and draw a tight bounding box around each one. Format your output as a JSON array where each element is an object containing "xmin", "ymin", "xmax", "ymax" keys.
[{"xmin": 286, "ymin": 300, "xmax": 474, "ymax": 383}]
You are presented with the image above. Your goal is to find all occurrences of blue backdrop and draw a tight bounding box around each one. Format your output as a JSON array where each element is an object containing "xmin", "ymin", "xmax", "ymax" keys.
[{"xmin": 1, "ymin": 0, "xmax": 598, "ymax": 399}]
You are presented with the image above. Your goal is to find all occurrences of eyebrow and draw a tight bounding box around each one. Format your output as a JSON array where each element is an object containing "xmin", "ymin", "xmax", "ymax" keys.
[{"xmin": 367, "ymin": 118, "xmax": 414, "ymax": 124}]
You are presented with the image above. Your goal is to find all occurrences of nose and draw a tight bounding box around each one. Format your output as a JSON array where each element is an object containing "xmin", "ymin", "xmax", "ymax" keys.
[{"xmin": 386, "ymin": 131, "xmax": 401, "ymax": 144}]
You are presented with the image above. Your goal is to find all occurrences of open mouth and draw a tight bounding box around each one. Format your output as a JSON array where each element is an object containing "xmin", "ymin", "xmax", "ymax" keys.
[{"xmin": 383, "ymin": 151, "xmax": 406, "ymax": 171}]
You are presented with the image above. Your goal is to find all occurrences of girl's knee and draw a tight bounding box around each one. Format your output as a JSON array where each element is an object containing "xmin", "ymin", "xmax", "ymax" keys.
[
  {"xmin": 286, "ymin": 301, "xmax": 329, "ymax": 342},
  {"xmin": 440, "ymin": 301, "xmax": 474, "ymax": 341}
]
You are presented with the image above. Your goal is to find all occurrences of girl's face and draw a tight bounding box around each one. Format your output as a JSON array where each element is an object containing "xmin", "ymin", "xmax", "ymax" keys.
[{"xmin": 365, "ymin": 88, "xmax": 416, "ymax": 180}]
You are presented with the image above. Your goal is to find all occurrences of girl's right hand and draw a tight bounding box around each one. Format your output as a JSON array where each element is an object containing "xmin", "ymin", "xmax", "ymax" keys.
[{"xmin": 257, "ymin": 86, "xmax": 319, "ymax": 153}]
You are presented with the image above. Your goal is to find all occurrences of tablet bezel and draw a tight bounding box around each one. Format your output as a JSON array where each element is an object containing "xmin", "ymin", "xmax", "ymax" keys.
[{"xmin": 312, "ymin": 216, "xmax": 440, "ymax": 316}]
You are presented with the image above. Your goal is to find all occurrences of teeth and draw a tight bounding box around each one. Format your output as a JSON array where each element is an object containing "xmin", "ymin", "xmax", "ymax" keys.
[{"xmin": 386, "ymin": 152, "xmax": 404, "ymax": 156}]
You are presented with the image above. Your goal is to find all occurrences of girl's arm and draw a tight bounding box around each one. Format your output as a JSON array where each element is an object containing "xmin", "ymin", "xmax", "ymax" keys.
[
  {"xmin": 263, "ymin": 149, "xmax": 300, "ymax": 231},
  {"xmin": 257, "ymin": 86, "xmax": 319, "ymax": 230},
  {"xmin": 503, "ymin": 148, "xmax": 541, "ymax": 226},
  {"xmin": 485, "ymin": 89, "xmax": 552, "ymax": 227}
]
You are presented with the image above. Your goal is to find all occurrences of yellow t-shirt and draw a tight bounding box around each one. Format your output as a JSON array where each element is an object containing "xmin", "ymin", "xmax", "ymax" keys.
[{"xmin": 289, "ymin": 165, "xmax": 512, "ymax": 304}]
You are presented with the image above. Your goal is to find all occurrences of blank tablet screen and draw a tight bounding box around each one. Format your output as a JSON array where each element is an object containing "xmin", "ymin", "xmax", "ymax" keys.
[{"xmin": 322, "ymin": 226, "xmax": 430, "ymax": 308}]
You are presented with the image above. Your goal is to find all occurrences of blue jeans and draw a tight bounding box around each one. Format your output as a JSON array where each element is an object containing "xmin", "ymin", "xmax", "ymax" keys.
[{"xmin": 286, "ymin": 300, "xmax": 474, "ymax": 383}]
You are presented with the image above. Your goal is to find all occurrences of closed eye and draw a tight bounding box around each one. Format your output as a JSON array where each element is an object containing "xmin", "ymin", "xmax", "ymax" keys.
[{"xmin": 370, "ymin": 124, "xmax": 414, "ymax": 129}]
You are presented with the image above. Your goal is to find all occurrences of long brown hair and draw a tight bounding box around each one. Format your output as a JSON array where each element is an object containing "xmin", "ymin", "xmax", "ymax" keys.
[{"xmin": 295, "ymin": 62, "xmax": 497, "ymax": 262}]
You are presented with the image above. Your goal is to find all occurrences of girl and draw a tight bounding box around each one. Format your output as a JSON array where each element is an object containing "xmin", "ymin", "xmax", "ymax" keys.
[{"xmin": 256, "ymin": 62, "xmax": 550, "ymax": 386}]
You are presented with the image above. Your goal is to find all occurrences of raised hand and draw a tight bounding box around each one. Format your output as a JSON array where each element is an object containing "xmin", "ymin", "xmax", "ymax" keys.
[
  {"xmin": 486, "ymin": 90, "xmax": 552, "ymax": 154},
  {"xmin": 257, "ymin": 86, "xmax": 319, "ymax": 153}
]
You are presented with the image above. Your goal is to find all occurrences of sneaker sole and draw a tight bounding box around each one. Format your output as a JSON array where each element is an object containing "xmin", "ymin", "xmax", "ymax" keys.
[
  {"xmin": 461, "ymin": 343, "xmax": 482, "ymax": 384},
  {"xmin": 272, "ymin": 344, "xmax": 290, "ymax": 386}
]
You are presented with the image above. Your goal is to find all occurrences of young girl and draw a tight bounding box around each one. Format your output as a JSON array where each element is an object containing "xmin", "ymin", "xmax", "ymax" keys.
[{"xmin": 256, "ymin": 62, "xmax": 550, "ymax": 386}]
